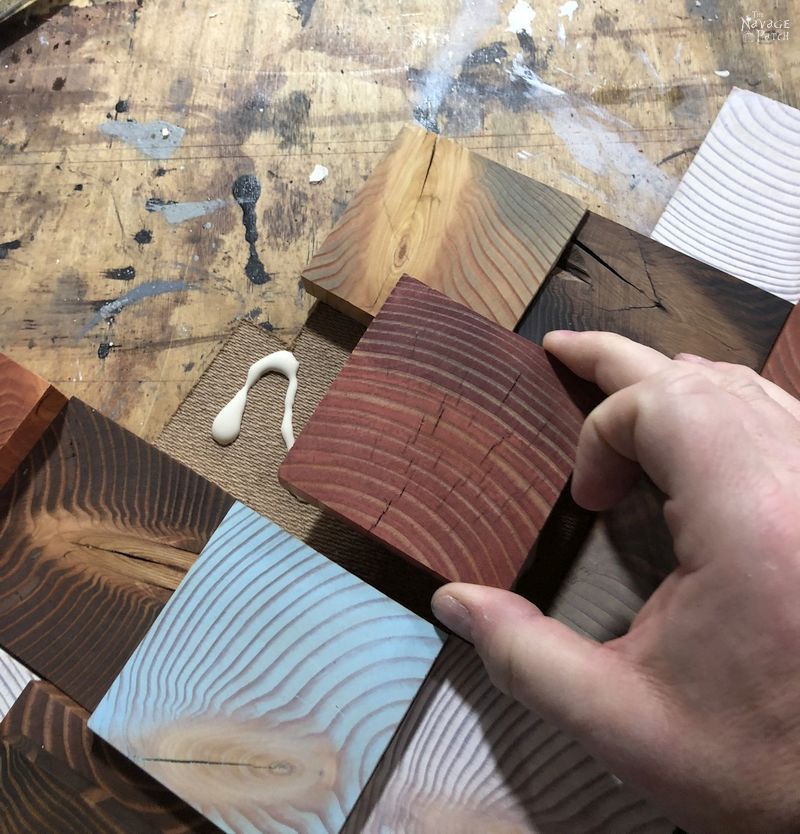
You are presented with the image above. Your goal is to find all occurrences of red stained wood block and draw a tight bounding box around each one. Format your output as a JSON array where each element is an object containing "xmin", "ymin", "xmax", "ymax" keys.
[
  {"xmin": 763, "ymin": 304, "xmax": 800, "ymax": 400},
  {"xmin": 279, "ymin": 276, "xmax": 593, "ymax": 589},
  {"xmin": 0, "ymin": 354, "xmax": 66, "ymax": 489}
]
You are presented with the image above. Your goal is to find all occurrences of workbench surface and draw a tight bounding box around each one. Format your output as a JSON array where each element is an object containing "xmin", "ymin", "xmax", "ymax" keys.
[{"xmin": 1, "ymin": 0, "xmax": 797, "ymax": 439}]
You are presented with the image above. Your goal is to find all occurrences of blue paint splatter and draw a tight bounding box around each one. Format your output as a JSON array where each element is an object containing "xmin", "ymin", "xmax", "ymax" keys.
[{"xmin": 83, "ymin": 280, "xmax": 192, "ymax": 334}]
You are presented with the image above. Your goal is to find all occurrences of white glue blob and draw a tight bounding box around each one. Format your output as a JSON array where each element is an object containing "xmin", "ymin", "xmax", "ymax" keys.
[{"xmin": 211, "ymin": 350, "xmax": 299, "ymax": 450}]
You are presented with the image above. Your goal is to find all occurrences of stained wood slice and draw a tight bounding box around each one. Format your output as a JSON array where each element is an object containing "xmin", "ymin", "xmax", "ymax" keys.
[
  {"xmin": 652, "ymin": 88, "xmax": 800, "ymax": 304},
  {"xmin": 763, "ymin": 304, "xmax": 800, "ymax": 400},
  {"xmin": 0, "ymin": 648, "xmax": 37, "ymax": 722},
  {"xmin": 0, "ymin": 352, "xmax": 66, "ymax": 489},
  {"xmin": 517, "ymin": 212, "xmax": 791, "ymax": 368},
  {"xmin": 344, "ymin": 636, "xmax": 671, "ymax": 834},
  {"xmin": 302, "ymin": 124, "xmax": 585, "ymax": 330},
  {"xmin": 280, "ymin": 276, "xmax": 595, "ymax": 590},
  {"xmin": 0, "ymin": 681, "xmax": 218, "ymax": 833},
  {"xmin": 88, "ymin": 501, "xmax": 444, "ymax": 834},
  {"xmin": 0, "ymin": 397, "xmax": 234, "ymax": 711},
  {"xmin": 0, "ymin": 733, "xmax": 157, "ymax": 833}
]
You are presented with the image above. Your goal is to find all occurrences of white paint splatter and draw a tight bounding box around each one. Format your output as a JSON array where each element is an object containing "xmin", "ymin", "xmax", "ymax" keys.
[
  {"xmin": 507, "ymin": 54, "xmax": 566, "ymax": 97},
  {"xmin": 558, "ymin": 1, "xmax": 579, "ymax": 21},
  {"xmin": 636, "ymin": 48, "xmax": 663, "ymax": 86},
  {"xmin": 557, "ymin": 21, "xmax": 567, "ymax": 47},
  {"xmin": 673, "ymin": 42, "xmax": 684, "ymax": 65},
  {"xmin": 414, "ymin": 0, "xmax": 500, "ymax": 131},
  {"xmin": 309, "ymin": 164, "xmax": 329, "ymax": 183},
  {"xmin": 714, "ymin": 69, "xmax": 730, "ymax": 77},
  {"xmin": 506, "ymin": 0, "xmax": 535, "ymax": 35},
  {"xmin": 507, "ymin": 56, "xmax": 677, "ymax": 231},
  {"xmin": 516, "ymin": 150, "xmax": 533, "ymax": 159}
]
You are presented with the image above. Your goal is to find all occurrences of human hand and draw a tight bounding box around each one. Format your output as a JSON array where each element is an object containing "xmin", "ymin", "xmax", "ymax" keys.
[{"xmin": 432, "ymin": 331, "xmax": 800, "ymax": 834}]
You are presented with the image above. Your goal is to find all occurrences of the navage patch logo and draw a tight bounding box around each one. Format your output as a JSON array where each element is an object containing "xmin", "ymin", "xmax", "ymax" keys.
[{"xmin": 741, "ymin": 10, "xmax": 791, "ymax": 42}]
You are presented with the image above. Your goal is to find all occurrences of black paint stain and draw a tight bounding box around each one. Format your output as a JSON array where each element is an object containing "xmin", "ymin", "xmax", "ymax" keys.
[
  {"xmin": 97, "ymin": 341, "xmax": 112, "ymax": 359},
  {"xmin": 657, "ymin": 145, "xmax": 701, "ymax": 167},
  {"xmin": 154, "ymin": 166, "xmax": 168, "ymax": 177},
  {"xmin": 463, "ymin": 41, "xmax": 507, "ymax": 68},
  {"xmin": 103, "ymin": 265, "xmax": 136, "ymax": 281},
  {"xmin": 115, "ymin": 98, "xmax": 129, "ymax": 115},
  {"xmin": 133, "ymin": 228, "xmax": 152, "ymax": 244},
  {"xmin": 183, "ymin": 361, "xmax": 194, "ymax": 372},
  {"xmin": 293, "ymin": 0, "xmax": 316, "ymax": 26},
  {"xmin": 232, "ymin": 174, "xmax": 270, "ymax": 285},
  {"xmin": 73, "ymin": 183, "xmax": 83, "ymax": 191},
  {"xmin": 517, "ymin": 32, "xmax": 550, "ymax": 72},
  {"xmin": 259, "ymin": 320, "xmax": 274, "ymax": 332},
  {"xmin": 0, "ymin": 239, "xmax": 21, "ymax": 259},
  {"xmin": 271, "ymin": 91, "xmax": 312, "ymax": 150},
  {"xmin": 52, "ymin": 77, "xmax": 66, "ymax": 91},
  {"xmin": 245, "ymin": 307, "xmax": 262, "ymax": 319},
  {"xmin": 145, "ymin": 197, "xmax": 177, "ymax": 211}
]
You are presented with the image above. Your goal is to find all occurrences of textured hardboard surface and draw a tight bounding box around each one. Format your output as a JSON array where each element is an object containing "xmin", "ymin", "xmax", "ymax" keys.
[
  {"xmin": 280, "ymin": 276, "xmax": 595, "ymax": 589},
  {"xmin": 0, "ymin": 397, "xmax": 234, "ymax": 711},
  {"xmin": 156, "ymin": 308, "xmax": 439, "ymax": 621},
  {"xmin": 652, "ymin": 88, "xmax": 800, "ymax": 304},
  {"xmin": 302, "ymin": 124, "xmax": 585, "ymax": 330},
  {"xmin": 0, "ymin": 352, "xmax": 67, "ymax": 489},
  {"xmin": 89, "ymin": 501, "xmax": 444, "ymax": 834},
  {"xmin": 517, "ymin": 212, "xmax": 791, "ymax": 369},
  {"xmin": 0, "ymin": 681, "xmax": 218, "ymax": 833},
  {"xmin": 763, "ymin": 304, "xmax": 800, "ymax": 400}
]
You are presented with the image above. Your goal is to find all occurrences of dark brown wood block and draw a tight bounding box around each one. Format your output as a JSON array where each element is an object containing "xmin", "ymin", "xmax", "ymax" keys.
[
  {"xmin": 0, "ymin": 681, "xmax": 218, "ymax": 833},
  {"xmin": 0, "ymin": 353, "xmax": 66, "ymax": 489},
  {"xmin": 0, "ymin": 398, "xmax": 234, "ymax": 711},
  {"xmin": 302, "ymin": 124, "xmax": 585, "ymax": 330},
  {"xmin": 279, "ymin": 276, "xmax": 594, "ymax": 590},
  {"xmin": 516, "ymin": 212, "xmax": 791, "ymax": 370},
  {"xmin": 763, "ymin": 304, "xmax": 800, "ymax": 399},
  {"xmin": 0, "ymin": 733, "xmax": 155, "ymax": 833}
]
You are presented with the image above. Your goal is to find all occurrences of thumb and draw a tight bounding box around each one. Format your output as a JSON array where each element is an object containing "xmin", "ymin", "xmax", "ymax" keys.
[{"xmin": 431, "ymin": 584, "xmax": 659, "ymax": 750}]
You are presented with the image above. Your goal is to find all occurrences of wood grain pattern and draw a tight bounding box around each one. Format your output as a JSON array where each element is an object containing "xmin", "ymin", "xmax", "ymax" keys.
[
  {"xmin": 88, "ymin": 501, "xmax": 444, "ymax": 834},
  {"xmin": 763, "ymin": 304, "xmax": 800, "ymax": 400},
  {"xmin": 280, "ymin": 276, "xmax": 594, "ymax": 589},
  {"xmin": 344, "ymin": 636, "xmax": 671, "ymax": 834},
  {"xmin": 0, "ymin": 397, "xmax": 234, "ymax": 711},
  {"xmin": 302, "ymin": 125, "xmax": 585, "ymax": 329},
  {"xmin": 0, "ymin": 648, "xmax": 37, "ymax": 722},
  {"xmin": 0, "ymin": 733, "xmax": 156, "ymax": 833},
  {"xmin": 1, "ymin": 681, "xmax": 218, "ymax": 832},
  {"xmin": 652, "ymin": 88, "xmax": 800, "ymax": 303},
  {"xmin": 517, "ymin": 212, "xmax": 791, "ymax": 369},
  {"xmin": 0, "ymin": 352, "xmax": 66, "ymax": 489}
]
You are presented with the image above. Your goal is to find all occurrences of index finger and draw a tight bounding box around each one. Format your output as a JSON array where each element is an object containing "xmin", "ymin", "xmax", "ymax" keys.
[{"xmin": 543, "ymin": 331, "xmax": 673, "ymax": 394}]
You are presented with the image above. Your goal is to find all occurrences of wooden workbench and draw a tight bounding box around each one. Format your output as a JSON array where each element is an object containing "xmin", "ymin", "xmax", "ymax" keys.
[{"xmin": 1, "ymin": 0, "xmax": 797, "ymax": 440}]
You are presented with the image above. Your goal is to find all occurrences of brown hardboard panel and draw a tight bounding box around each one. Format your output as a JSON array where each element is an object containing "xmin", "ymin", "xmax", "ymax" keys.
[
  {"xmin": 0, "ymin": 397, "xmax": 234, "ymax": 711},
  {"xmin": 0, "ymin": 352, "xmax": 66, "ymax": 489},
  {"xmin": 279, "ymin": 276, "xmax": 597, "ymax": 590},
  {"xmin": 516, "ymin": 212, "xmax": 791, "ymax": 369},
  {"xmin": 0, "ymin": 681, "xmax": 218, "ymax": 833},
  {"xmin": 302, "ymin": 124, "xmax": 585, "ymax": 330},
  {"xmin": 155, "ymin": 307, "xmax": 439, "ymax": 620}
]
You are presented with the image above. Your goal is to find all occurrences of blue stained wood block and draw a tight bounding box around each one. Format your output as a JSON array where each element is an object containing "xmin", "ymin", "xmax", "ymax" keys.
[{"xmin": 88, "ymin": 502, "xmax": 444, "ymax": 834}]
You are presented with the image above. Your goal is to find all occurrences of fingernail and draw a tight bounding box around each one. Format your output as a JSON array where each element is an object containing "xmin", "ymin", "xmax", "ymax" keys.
[
  {"xmin": 431, "ymin": 593, "xmax": 473, "ymax": 642},
  {"xmin": 546, "ymin": 329, "xmax": 577, "ymax": 339}
]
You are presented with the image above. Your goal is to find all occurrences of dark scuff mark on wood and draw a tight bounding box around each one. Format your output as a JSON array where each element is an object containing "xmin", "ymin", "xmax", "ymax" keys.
[
  {"xmin": 103, "ymin": 266, "xmax": 136, "ymax": 281},
  {"xmin": 264, "ymin": 179, "xmax": 308, "ymax": 250},
  {"xmin": 51, "ymin": 76, "xmax": 65, "ymax": 91},
  {"xmin": 270, "ymin": 90, "xmax": 312, "ymax": 149},
  {"xmin": 0, "ymin": 239, "xmax": 21, "ymax": 259}
]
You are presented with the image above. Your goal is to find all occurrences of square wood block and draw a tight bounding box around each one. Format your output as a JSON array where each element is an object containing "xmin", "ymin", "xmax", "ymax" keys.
[
  {"xmin": 279, "ymin": 276, "xmax": 593, "ymax": 589},
  {"xmin": 302, "ymin": 124, "xmax": 585, "ymax": 330},
  {"xmin": 88, "ymin": 501, "xmax": 443, "ymax": 834},
  {"xmin": 0, "ymin": 353, "xmax": 66, "ymax": 489}
]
